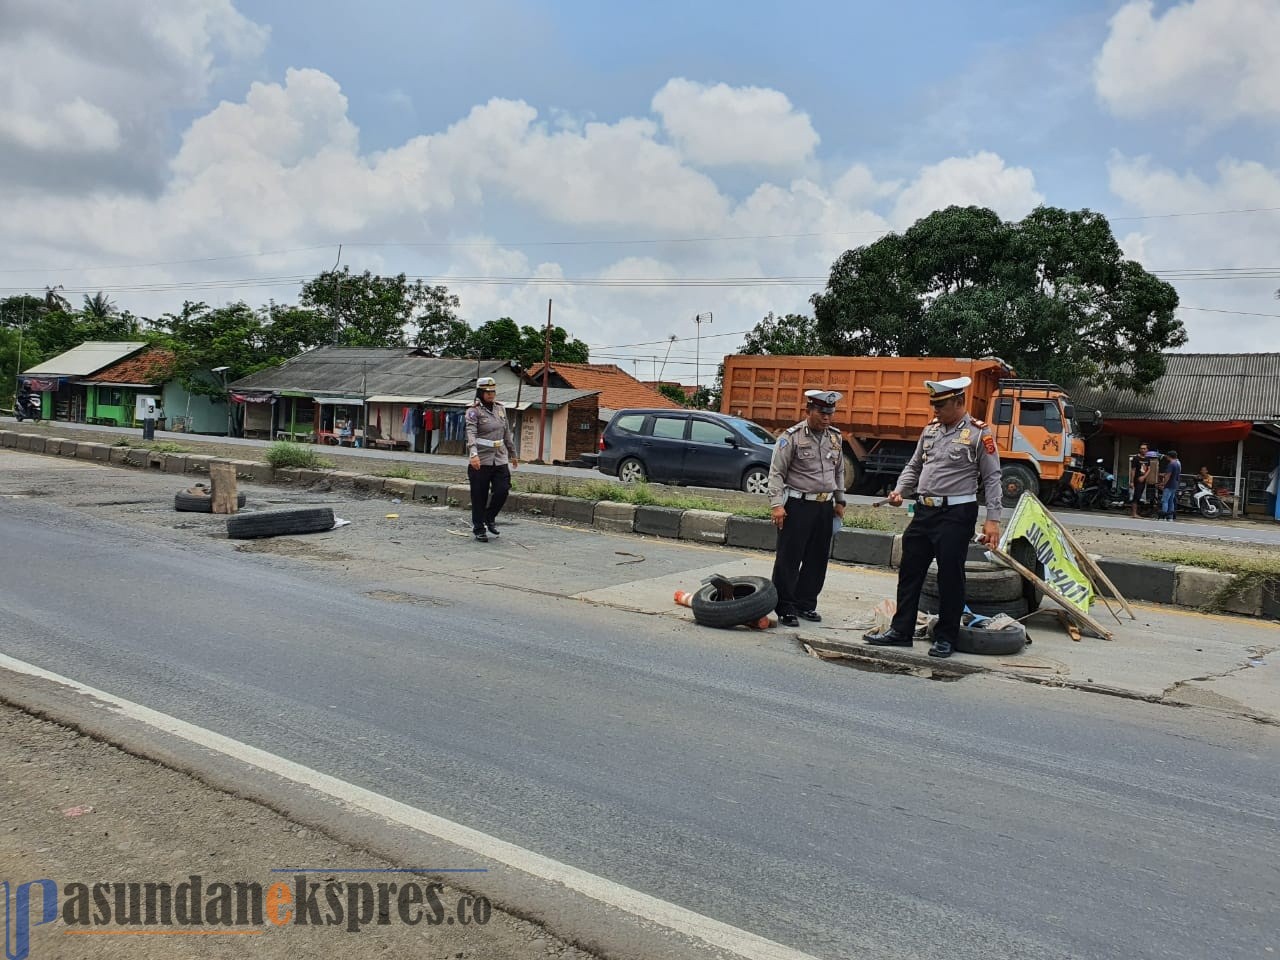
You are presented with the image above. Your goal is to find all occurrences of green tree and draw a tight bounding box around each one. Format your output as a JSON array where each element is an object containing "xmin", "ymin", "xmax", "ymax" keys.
[
  {"xmin": 261, "ymin": 302, "xmax": 332, "ymax": 359},
  {"xmin": 657, "ymin": 383, "xmax": 688, "ymax": 405},
  {"xmin": 299, "ymin": 268, "xmax": 462, "ymax": 349},
  {"xmin": 468, "ymin": 318, "xmax": 524, "ymax": 361},
  {"xmin": 155, "ymin": 301, "xmax": 274, "ymax": 398},
  {"xmin": 516, "ymin": 323, "xmax": 589, "ymax": 368},
  {"xmin": 810, "ymin": 205, "xmax": 1185, "ymax": 391},
  {"xmin": 737, "ymin": 311, "xmax": 823, "ymax": 355}
]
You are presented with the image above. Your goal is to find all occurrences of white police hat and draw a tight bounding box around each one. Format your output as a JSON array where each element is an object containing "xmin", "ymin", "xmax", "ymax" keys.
[
  {"xmin": 924, "ymin": 376, "xmax": 971, "ymax": 401},
  {"xmin": 804, "ymin": 389, "xmax": 842, "ymax": 413},
  {"xmin": 476, "ymin": 376, "xmax": 498, "ymax": 389}
]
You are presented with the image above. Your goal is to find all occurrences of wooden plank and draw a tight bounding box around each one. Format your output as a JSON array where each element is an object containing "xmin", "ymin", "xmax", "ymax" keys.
[
  {"xmin": 209, "ymin": 461, "xmax": 239, "ymax": 515},
  {"xmin": 988, "ymin": 544, "xmax": 1113, "ymax": 641}
]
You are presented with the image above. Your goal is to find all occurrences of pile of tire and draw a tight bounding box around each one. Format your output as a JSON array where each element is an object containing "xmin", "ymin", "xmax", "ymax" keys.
[
  {"xmin": 690, "ymin": 575, "xmax": 778, "ymax": 628},
  {"xmin": 917, "ymin": 539, "xmax": 1043, "ymax": 620}
]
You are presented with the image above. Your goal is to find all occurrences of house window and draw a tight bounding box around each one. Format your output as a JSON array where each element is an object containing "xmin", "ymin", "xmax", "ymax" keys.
[{"xmin": 98, "ymin": 387, "xmax": 124, "ymax": 407}]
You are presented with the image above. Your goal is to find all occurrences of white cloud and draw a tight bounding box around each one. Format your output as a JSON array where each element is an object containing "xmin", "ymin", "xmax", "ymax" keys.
[
  {"xmin": 1095, "ymin": 0, "xmax": 1280, "ymax": 122},
  {"xmin": 651, "ymin": 78, "xmax": 819, "ymax": 168},
  {"xmin": 1108, "ymin": 153, "xmax": 1280, "ymax": 350},
  {"xmin": 0, "ymin": 0, "xmax": 267, "ymax": 186},
  {"xmin": 890, "ymin": 152, "xmax": 1043, "ymax": 229}
]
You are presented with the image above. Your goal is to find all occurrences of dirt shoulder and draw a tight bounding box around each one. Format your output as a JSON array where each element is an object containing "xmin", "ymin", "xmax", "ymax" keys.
[{"xmin": 0, "ymin": 703, "xmax": 592, "ymax": 960}]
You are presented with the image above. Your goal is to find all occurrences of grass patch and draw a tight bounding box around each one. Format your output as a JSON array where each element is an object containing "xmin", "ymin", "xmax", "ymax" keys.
[
  {"xmin": 841, "ymin": 511, "xmax": 895, "ymax": 531},
  {"xmin": 146, "ymin": 441, "xmax": 191, "ymax": 454},
  {"xmin": 264, "ymin": 441, "xmax": 333, "ymax": 470},
  {"xmin": 1143, "ymin": 549, "xmax": 1280, "ymax": 613},
  {"xmin": 377, "ymin": 465, "xmax": 425, "ymax": 480}
]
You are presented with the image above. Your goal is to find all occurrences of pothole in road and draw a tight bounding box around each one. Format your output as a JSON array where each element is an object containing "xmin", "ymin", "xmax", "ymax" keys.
[
  {"xmin": 801, "ymin": 641, "xmax": 969, "ymax": 682},
  {"xmin": 365, "ymin": 590, "xmax": 454, "ymax": 606}
]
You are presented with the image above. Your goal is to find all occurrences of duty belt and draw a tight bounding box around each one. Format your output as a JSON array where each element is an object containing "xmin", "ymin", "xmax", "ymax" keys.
[
  {"xmin": 916, "ymin": 493, "xmax": 978, "ymax": 508},
  {"xmin": 787, "ymin": 490, "xmax": 835, "ymax": 502}
]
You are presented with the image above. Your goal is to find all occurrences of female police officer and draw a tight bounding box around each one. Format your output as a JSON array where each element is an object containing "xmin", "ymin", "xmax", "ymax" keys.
[{"xmin": 465, "ymin": 376, "xmax": 519, "ymax": 542}]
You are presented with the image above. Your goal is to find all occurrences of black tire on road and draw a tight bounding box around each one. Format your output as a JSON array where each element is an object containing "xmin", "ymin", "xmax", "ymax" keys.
[
  {"xmin": 1007, "ymin": 537, "xmax": 1044, "ymax": 611},
  {"xmin": 955, "ymin": 620, "xmax": 1028, "ymax": 656},
  {"xmin": 226, "ymin": 507, "xmax": 335, "ymax": 540},
  {"xmin": 691, "ymin": 575, "xmax": 778, "ymax": 629},
  {"xmin": 174, "ymin": 490, "xmax": 246, "ymax": 512},
  {"xmin": 919, "ymin": 589, "xmax": 1030, "ymax": 620},
  {"xmin": 1001, "ymin": 463, "xmax": 1039, "ymax": 508},
  {"xmin": 923, "ymin": 561, "xmax": 1023, "ymax": 602}
]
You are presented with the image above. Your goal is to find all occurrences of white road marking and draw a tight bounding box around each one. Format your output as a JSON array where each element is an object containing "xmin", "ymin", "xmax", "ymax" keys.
[{"xmin": 0, "ymin": 652, "xmax": 821, "ymax": 960}]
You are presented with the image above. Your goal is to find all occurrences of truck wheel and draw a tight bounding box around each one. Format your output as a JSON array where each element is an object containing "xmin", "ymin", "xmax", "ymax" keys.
[
  {"xmin": 690, "ymin": 576, "xmax": 778, "ymax": 628},
  {"xmin": 923, "ymin": 561, "xmax": 1024, "ymax": 602},
  {"xmin": 842, "ymin": 453, "xmax": 863, "ymax": 494},
  {"xmin": 618, "ymin": 457, "xmax": 647, "ymax": 483},
  {"xmin": 919, "ymin": 591, "xmax": 1030, "ymax": 620},
  {"xmin": 226, "ymin": 507, "xmax": 335, "ymax": 539},
  {"xmin": 955, "ymin": 620, "xmax": 1028, "ymax": 656},
  {"xmin": 1000, "ymin": 464, "xmax": 1038, "ymax": 508},
  {"xmin": 742, "ymin": 466, "xmax": 769, "ymax": 494},
  {"xmin": 1007, "ymin": 537, "xmax": 1044, "ymax": 611}
]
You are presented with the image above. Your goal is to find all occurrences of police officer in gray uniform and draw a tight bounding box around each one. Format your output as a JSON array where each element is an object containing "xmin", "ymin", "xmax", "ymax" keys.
[
  {"xmin": 864, "ymin": 376, "xmax": 1002, "ymax": 657},
  {"xmin": 769, "ymin": 389, "xmax": 847, "ymax": 627},
  {"xmin": 465, "ymin": 376, "xmax": 519, "ymax": 542}
]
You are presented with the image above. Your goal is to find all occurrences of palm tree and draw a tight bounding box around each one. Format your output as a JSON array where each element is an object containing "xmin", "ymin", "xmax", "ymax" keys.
[
  {"xmin": 43, "ymin": 285, "xmax": 70, "ymax": 312},
  {"xmin": 82, "ymin": 291, "xmax": 117, "ymax": 320}
]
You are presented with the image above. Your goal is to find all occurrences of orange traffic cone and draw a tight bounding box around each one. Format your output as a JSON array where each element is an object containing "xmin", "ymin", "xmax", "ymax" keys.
[{"xmin": 674, "ymin": 590, "xmax": 694, "ymax": 607}]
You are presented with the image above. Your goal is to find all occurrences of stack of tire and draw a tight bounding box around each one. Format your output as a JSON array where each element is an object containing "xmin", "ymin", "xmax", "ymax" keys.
[{"xmin": 916, "ymin": 540, "xmax": 1042, "ymax": 655}]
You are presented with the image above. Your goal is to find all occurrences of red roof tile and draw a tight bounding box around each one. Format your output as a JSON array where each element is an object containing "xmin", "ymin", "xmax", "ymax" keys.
[
  {"xmin": 91, "ymin": 347, "xmax": 176, "ymax": 385},
  {"xmin": 528, "ymin": 362, "xmax": 683, "ymax": 411}
]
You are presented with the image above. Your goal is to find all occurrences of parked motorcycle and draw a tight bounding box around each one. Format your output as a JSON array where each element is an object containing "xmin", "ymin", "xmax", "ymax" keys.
[
  {"xmin": 13, "ymin": 392, "xmax": 41, "ymax": 422},
  {"xmin": 1072, "ymin": 459, "xmax": 1117, "ymax": 510},
  {"xmin": 1177, "ymin": 480, "xmax": 1229, "ymax": 519}
]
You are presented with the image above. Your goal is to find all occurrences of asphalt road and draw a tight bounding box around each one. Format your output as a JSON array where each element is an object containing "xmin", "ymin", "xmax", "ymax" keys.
[{"xmin": 1, "ymin": 488, "xmax": 1277, "ymax": 959}]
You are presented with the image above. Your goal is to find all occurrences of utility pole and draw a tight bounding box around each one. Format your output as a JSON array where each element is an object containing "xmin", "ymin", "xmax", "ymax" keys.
[
  {"xmin": 537, "ymin": 299, "xmax": 551, "ymax": 463},
  {"xmin": 694, "ymin": 312, "xmax": 712, "ymax": 405},
  {"xmin": 330, "ymin": 245, "xmax": 343, "ymax": 345}
]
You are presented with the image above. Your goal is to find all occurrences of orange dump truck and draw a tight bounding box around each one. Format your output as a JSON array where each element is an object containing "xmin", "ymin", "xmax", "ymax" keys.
[{"xmin": 720, "ymin": 355, "xmax": 1086, "ymax": 505}]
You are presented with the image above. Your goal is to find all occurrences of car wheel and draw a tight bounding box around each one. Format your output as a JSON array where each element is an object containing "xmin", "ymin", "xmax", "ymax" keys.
[
  {"xmin": 922, "ymin": 561, "xmax": 1024, "ymax": 602},
  {"xmin": 690, "ymin": 575, "xmax": 778, "ymax": 628},
  {"xmin": 742, "ymin": 466, "xmax": 769, "ymax": 494},
  {"xmin": 226, "ymin": 507, "xmax": 335, "ymax": 540},
  {"xmin": 1001, "ymin": 463, "xmax": 1039, "ymax": 508},
  {"xmin": 618, "ymin": 457, "xmax": 647, "ymax": 483},
  {"xmin": 919, "ymin": 590, "xmax": 1030, "ymax": 620}
]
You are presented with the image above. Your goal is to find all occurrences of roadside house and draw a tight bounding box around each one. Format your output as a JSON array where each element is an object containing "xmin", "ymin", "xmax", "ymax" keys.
[{"xmin": 527, "ymin": 362, "xmax": 684, "ymax": 456}]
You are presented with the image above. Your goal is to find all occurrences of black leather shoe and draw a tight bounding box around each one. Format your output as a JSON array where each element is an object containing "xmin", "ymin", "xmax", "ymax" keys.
[
  {"xmin": 485, "ymin": 523, "xmax": 500, "ymax": 537},
  {"xmin": 863, "ymin": 629, "xmax": 913, "ymax": 647},
  {"xmin": 797, "ymin": 610, "xmax": 822, "ymax": 622},
  {"xmin": 928, "ymin": 640, "xmax": 953, "ymax": 659},
  {"xmin": 779, "ymin": 613, "xmax": 800, "ymax": 627},
  {"xmin": 473, "ymin": 530, "xmax": 489, "ymax": 542}
]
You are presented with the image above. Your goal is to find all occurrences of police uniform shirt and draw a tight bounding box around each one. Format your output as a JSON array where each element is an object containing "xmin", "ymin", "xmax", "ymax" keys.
[
  {"xmin": 767, "ymin": 422, "xmax": 846, "ymax": 508},
  {"xmin": 465, "ymin": 399, "xmax": 516, "ymax": 466},
  {"xmin": 895, "ymin": 412, "xmax": 1003, "ymax": 520}
]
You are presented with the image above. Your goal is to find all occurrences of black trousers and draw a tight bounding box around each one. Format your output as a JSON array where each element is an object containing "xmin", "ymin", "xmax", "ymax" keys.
[
  {"xmin": 890, "ymin": 501, "xmax": 979, "ymax": 644},
  {"xmin": 771, "ymin": 498, "xmax": 834, "ymax": 616},
  {"xmin": 468, "ymin": 464, "xmax": 511, "ymax": 531}
]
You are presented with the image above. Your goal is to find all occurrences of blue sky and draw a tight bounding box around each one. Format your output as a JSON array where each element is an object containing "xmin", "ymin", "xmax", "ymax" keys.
[{"xmin": 3, "ymin": 0, "xmax": 1278, "ymax": 381}]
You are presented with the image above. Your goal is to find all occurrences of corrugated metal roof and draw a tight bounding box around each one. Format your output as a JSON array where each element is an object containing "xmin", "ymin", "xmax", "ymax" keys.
[
  {"xmin": 228, "ymin": 347, "xmax": 513, "ymax": 398},
  {"xmin": 1067, "ymin": 353, "xmax": 1280, "ymax": 422},
  {"xmin": 23, "ymin": 341, "xmax": 147, "ymax": 377}
]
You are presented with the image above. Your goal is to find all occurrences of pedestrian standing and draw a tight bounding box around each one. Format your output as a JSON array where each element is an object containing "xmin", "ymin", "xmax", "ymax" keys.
[
  {"xmin": 863, "ymin": 376, "xmax": 1002, "ymax": 658},
  {"xmin": 1159, "ymin": 449, "xmax": 1182, "ymax": 520},
  {"xmin": 465, "ymin": 376, "xmax": 519, "ymax": 542},
  {"xmin": 1129, "ymin": 443, "xmax": 1150, "ymax": 519},
  {"xmin": 768, "ymin": 389, "xmax": 847, "ymax": 627}
]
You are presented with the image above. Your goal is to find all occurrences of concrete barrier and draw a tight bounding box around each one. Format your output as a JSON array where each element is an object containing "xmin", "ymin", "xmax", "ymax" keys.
[
  {"xmin": 123, "ymin": 447, "xmax": 147, "ymax": 467},
  {"xmin": 516, "ymin": 492, "xmax": 555, "ymax": 515},
  {"xmin": 412, "ymin": 482, "xmax": 450, "ymax": 503},
  {"xmin": 108, "ymin": 445, "xmax": 128, "ymax": 463},
  {"xmin": 184, "ymin": 454, "xmax": 216, "ymax": 474},
  {"xmin": 445, "ymin": 484, "xmax": 472, "ymax": 508},
  {"xmin": 44, "ymin": 438, "xmax": 62, "ymax": 455},
  {"xmin": 725, "ymin": 515, "xmax": 775, "ymax": 551},
  {"xmin": 0, "ymin": 431, "xmax": 14, "ymax": 448},
  {"xmin": 832, "ymin": 529, "xmax": 895, "ymax": 566},
  {"xmin": 232, "ymin": 460, "xmax": 273, "ymax": 483},
  {"xmin": 678, "ymin": 509, "xmax": 730, "ymax": 545},
  {"xmin": 552, "ymin": 496, "xmax": 596, "ymax": 524},
  {"xmin": 25, "ymin": 436, "xmax": 47, "ymax": 454},
  {"xmin": 353, "ymin": 475, "xmax": 386, "ymax": 495},
  {"xmin": 593, "ymin": 501, "xmax": 636, "ymax": 533},
  {"xmin": 162, "ymin": 454, "xmax": 189, "ymax": 474},
  {"xmin": 60, "ymin": 441, "xmax": 80, "ymax": 458},
  {"xmin": 635, "ymin": 505, "xmax": 683, "ymax": 538},
  {"xmin": 382, "ymin": 478, "xmax": 416, "ymax": 500},
  {"xmin": 1174, "ymin": 565, "xmax": 1262, "ymax": 616},
  {"xmin": 1097, "ymin": 557, "xmax": 1177, "ymax": 605}
]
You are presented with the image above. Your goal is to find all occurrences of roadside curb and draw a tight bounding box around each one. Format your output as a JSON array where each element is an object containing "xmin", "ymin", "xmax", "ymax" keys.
[{"xmin": 5, "ymin": 427, "xmax": 1277, "ymax": 621}]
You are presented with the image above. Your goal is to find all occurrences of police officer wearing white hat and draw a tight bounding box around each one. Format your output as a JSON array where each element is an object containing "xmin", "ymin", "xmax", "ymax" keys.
[
  {"xmin": 768, "ymin": 389, "xmax": 847, "ymax": 627},
  {"xmin": 864, "ymin": 376, "xmax": 1002, "ymax": 658},
  {"xmin": 465, "ymin": 376, "xmax": 519, "ymax": 542}
]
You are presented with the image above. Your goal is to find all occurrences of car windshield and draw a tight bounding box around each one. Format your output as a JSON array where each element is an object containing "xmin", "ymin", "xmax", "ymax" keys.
[{"xmin": 725, "ymin": 416, "xmax": 775, "ymax": 445}]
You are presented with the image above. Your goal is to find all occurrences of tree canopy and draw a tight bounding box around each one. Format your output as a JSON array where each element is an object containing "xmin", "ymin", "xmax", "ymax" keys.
[
  {"xmin": 809, "ymin": 205, "xmax": 1185, "ymax": 391},
  {"xmin": 736, "ymin": 312, "xmax": 823, "ymax": 356}
]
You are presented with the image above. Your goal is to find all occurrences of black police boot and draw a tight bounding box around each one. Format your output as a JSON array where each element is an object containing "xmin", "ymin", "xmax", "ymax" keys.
[
  {"xmin": 863, "ymin": 628, "xmax": 913, "ymax": 647},
  {"xmin": 473, "ymin": 528, "xmax": 489, "ymax": 542},
  {"xmin": 779, "ymin": 613, "xmax": 800, "ymax": 627},
  {"xmin": 485, "ymin": 522, "xmax": 500, "ymax": 537},
  {"xmin": 928, "ymin": 639, "xmax": 953, "ymax": 659},
  {"xmin": 797, "ymin": 610, "xmax": 822, "ymax": 622}
]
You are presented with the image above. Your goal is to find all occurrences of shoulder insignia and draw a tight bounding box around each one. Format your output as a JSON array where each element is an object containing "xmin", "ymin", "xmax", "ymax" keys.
[
  {"xmin": 971, "ymin": 419, "xmax": 987, "ymax": 428},
  {"xmin": 465, "ymin": 408, "xmax": 477, "ymax": 421},
  {"xmin": 982, "ymin": 435, "xmax": 997, "ymax": 455},
  {"xmin": 927, "ymin": 418, "xmax": 939, "ymax": 426},
  {"xmin": 777, "ymin": 437, "xmax": 788, "ymax": 449}
]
